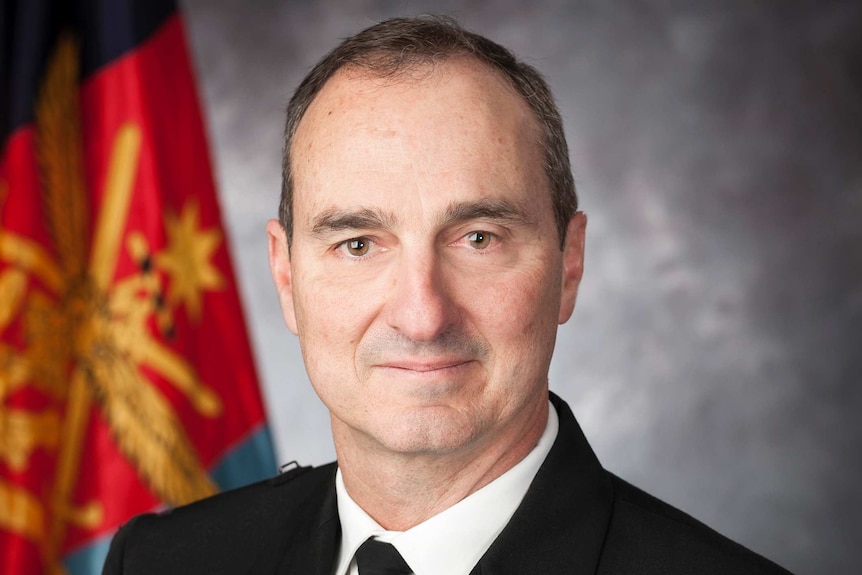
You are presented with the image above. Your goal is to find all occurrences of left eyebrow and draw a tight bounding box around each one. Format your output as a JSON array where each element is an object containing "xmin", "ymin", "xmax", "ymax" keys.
[{"xmin": 441, "ymin": 198, "xmax": 533, "ymax": 227}]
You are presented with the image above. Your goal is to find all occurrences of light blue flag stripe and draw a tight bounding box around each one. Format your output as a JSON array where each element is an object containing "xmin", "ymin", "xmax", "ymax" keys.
[{"xmin": 211, "ymin": 424, "xmax": 277, "ymax": 490}]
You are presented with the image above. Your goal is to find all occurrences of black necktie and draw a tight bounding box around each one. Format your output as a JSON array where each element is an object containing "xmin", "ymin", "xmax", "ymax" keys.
[{"xmin": 355, "ymin": 538, "xmax": 413, "ymax": 575}]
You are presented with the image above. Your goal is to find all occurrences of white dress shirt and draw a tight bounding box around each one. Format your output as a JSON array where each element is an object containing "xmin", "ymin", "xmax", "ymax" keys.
[{"xmin": 333, "ymin": 401, "xmax": 559, "ymax": 575}]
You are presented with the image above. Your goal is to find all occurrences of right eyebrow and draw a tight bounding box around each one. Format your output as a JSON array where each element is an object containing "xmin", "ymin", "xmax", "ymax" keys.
[
  {"xmin": 441, "ymin": 197, "xmax": 531, "ymax": 227},
  {"xmin": 309, "ymin": 207, "xmax": 398, "ymax": 236}
]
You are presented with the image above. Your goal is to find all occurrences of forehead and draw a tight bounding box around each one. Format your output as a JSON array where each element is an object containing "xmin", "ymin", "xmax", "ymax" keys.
[{"xmin": 290, "ymin": 59, "xmax": 547, "ymax": 220}]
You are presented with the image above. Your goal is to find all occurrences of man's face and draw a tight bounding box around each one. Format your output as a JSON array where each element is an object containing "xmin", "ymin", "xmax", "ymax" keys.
[{"xmin": 269, "ymin": 61, "xmax": 585, "ymax": 459}]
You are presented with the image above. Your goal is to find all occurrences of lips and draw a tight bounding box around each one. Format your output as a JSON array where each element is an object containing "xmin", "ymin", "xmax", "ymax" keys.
[{"xmin": 376, "ymin": 359, "xmax": 474, "ymax": 373}]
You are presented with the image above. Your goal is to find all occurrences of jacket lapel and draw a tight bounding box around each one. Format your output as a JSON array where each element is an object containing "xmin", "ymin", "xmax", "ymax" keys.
[
  {"xmin": 243, "ymin": 464, "xmax": 341, "ymax": 575},
  {"xmin": 473, "ymin": 393, "xmax": 614, "ymax": 575},
  {"xmin": 277, "ymin": 488, "xmax": 341, "ymax": 575}
]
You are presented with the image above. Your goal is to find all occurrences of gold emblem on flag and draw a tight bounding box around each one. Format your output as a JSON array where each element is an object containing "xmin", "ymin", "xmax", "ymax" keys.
[{"xmin": 0, "ymin": 35, "xmax": 226, "ymax": 573}]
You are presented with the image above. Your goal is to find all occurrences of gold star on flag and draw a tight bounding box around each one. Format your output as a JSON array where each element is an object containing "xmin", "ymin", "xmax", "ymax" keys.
[{"xmin": 156, "ymin": 200, "xmax": 224, "ymax": 322}]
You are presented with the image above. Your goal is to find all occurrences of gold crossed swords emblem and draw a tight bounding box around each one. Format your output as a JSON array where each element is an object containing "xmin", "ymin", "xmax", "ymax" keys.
[{"xmin": 0, "ymin": 36, "xmax": 224, "ymax": 573}]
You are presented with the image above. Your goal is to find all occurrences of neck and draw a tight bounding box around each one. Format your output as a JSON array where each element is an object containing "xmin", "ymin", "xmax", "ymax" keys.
[{"xmin": 333, "ymin": 399, "xmax": 548, "ymax": 531}]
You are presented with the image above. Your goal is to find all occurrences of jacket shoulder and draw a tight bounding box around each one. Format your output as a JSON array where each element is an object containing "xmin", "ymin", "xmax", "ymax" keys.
[
  {"xmin": 102, "ymin": 462, "xmax": 337, "ymax": 575},
  {"xmin": 598, "ymin": 474, "xmax": 793, "ymax": 575}
]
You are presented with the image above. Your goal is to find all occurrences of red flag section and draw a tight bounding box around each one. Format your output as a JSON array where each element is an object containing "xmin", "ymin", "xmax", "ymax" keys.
[{"xmin": 0, "ymin": 3, "xmax": 276, "ymax": 574}]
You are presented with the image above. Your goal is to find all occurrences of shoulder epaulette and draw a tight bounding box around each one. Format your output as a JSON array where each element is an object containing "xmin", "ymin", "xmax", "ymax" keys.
[{"xmin": 271, "ymin": 460, "xmax": 314, "ymax": 485}]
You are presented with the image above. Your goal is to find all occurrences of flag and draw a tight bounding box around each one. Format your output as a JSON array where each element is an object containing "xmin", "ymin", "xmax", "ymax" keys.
[{"xmin": 0, "ymin": 1, "xmax": 277, "ymax": 573}]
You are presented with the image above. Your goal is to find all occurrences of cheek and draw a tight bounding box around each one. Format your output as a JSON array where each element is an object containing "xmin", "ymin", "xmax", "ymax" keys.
[
  {"xmin": 296, "ymin": 264, "xmax": 369, "ymax": 332},
  {"xmin": 292, "ymin": 270, "xmax": 383, "ymax": 377},
  {"xmin": 468, "ymin": 265, "xmax": 561, "ymax": 377},
  {"xmin": 294, "ymin": 288, "xmax": 365, "ymax": 414},
  {"xmin": 465, "ymin": 263, "xmax": 560, "ymax": 336}
]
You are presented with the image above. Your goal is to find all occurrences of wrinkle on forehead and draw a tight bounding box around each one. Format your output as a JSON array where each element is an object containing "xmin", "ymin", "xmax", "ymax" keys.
[
  {"xmin": 292, "ymin": 58, "xmax": 542, "ymax": 174},
  {"xmin": 290, "ymin": 59, "xmax": 551, "ymax": 234}
]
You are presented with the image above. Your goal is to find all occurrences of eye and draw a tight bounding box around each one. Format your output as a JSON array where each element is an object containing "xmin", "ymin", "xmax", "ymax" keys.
[
  {"xmin": 466, "ymin": 231, "xmax": 492, "ymax": 249},
  {"xmin": 342, "ymin": 237, "xmax": 370, "ymax": 257}
]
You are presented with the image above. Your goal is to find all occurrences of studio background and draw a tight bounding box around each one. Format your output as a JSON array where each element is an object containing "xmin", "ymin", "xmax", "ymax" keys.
[{"xmin": 180, "ymin": 1, "xmax": 862, "ymax": 574}]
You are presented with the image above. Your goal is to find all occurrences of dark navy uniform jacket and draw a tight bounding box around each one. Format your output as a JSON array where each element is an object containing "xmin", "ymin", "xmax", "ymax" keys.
[{"xmin": 102, "ymin": 394, "xmax": 792, "ymax": 575}]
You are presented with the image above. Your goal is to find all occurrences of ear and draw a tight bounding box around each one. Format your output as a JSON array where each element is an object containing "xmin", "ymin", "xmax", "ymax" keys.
[
  {"xmin": 558, "ymin": 211, "xmax": 587, "ymax": 324},
  {"xmin": 267, "ymin": 219, "xmax": 299, "ymax": 335}
]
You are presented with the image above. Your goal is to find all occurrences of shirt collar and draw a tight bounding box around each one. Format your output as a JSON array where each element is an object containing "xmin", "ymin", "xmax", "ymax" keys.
[{"xmin": 334, "ymin": 400, "xmax": 559, "ymax": 575}]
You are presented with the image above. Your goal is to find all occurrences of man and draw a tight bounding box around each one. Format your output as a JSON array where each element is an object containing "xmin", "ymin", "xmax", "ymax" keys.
[{"xmin": 103, "ymin": 16, "xmax": 792, "ymax": 575}]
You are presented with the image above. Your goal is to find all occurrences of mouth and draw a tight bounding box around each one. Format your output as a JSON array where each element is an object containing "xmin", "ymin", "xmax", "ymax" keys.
[{"xmin": 376, "ymin": 359, "xmax": 474, "ymax": 373}]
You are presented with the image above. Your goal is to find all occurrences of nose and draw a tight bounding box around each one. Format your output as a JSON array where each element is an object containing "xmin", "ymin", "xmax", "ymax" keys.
[{"xmin": 384, "ymin": 248, "xmax": 457, "ymax": 342}]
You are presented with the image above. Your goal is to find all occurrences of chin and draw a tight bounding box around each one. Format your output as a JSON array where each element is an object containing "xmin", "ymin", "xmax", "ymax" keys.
[{"xmin": 370, "ymin": 407, "xmax": 482, "ymax": 455}]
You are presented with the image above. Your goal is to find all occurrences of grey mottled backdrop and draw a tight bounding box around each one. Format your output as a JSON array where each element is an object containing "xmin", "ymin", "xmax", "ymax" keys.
[{"xmin": 180, "ymin": 1, "xmax": 862, "ymax": 573}]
